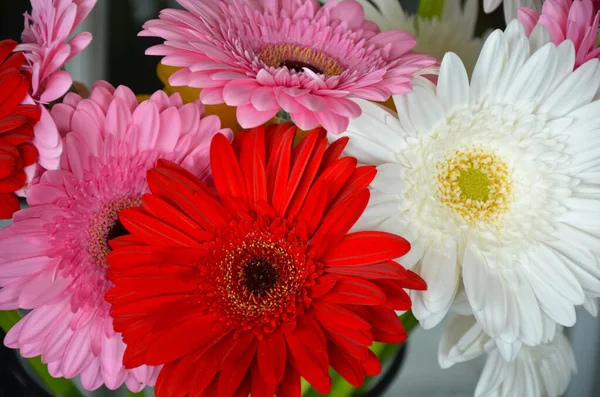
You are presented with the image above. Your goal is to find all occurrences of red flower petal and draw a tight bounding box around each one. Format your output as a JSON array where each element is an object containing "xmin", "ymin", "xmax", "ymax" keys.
[
  {"xmin": 0, "ymin": 72, "xmax": 30, "ymax": 119},
  {"xmin": 188, "ymin": 337, "xmax": 231, "ymax": 396},
  {"xmin": 145, "ymin": 313, "xmax": 228, "ymax": 365},
  {"xmin": 0, "ymin": 146, "xmax": 17, "ymax": 179},
  {"xmin": 311, "ymin": 301, "xmax": 371, "ymax": 332},
  {"xmin": 286, "ymin": 332, "xmax": 331, "ymax": 394},
  {"xmin": 309, "ymin": 188, "xmax": 370, "ymax": 259},
  {"xmin": 119, "ymin": 207, "xmax": 204, "ymax": 248},
  {"xmin": 320, "ymin": 276, "xmax": 386, "ymax": 306},
  {"xmin": 364, "ymin": 306, "xmax": 408, "ymax": 344},
  {"xmin": 275, "ymin": 365, "xmax": 302, "ymax": 397},
  {"xmin": 373, "ymin": 278, "xmax": 413, "ymax": 310},
  {"xmin": 147, "ymin": 165, "xmax": 229, "ymax": 231},
  {"xmin": 276, "ymin": 129, "xmax": 320, "ymax": 215},
  {"xmin": 0, "ymin": 40, "xmax": 18, "ymax": 65},
  {"xmin": 329, "ymin": 165, "xmax": 377, "ymax": 208},
  {"xmin": 0, "ymin": 192, "xmax": 19, "ymax": 219},
  {"xmin": 364, "ymin": 350, "xmax": 382, "ymax": 376},
  {"xmin": 141, "ymin": 193, "xmax": 214, "ymax": 242},
  {"xmin": 328, "ymin": 343, "xmax": 365, "ymax": 387},
  {"xmin": 251, "ymin": 360, "xmax": 276, "ymax": 397},
  {"xmin": 319, "ymin": 136, "xmax": 349, "ymax": 173},
  {"xmin": 239, "ymin": 124, "xmax": 267, "ymax": 211},
  {"xmin": 154, "ymin": 353, "xmax": 197, "ymax": 397},
  {"xmin": 325, "ymin": 260, "xmax": 413, "ymax": 280},
  {"xmin": 324, "ymin": 231, "xmax": 411, "ymax": 267},
  {"xmin": 219, "ymin": 334, "xmax": 258, "ymax": 397},
  {"xmin": 284, "ymin": 137, "xmax": 327, "ymax": 219},
  {"xmin": 257, "ymin": 331, "xmax": 287, "ymax": 386},
  {"xmin": 17, "ymin": 142, "xmax": 38, "ymax": 167},
  {"xmin": 210, "ymin": 132, "xmax": 248, "ymax": 209},
  {"xmin": 266, "ymin": 126, "xmax": 294, "ymax": 209}
]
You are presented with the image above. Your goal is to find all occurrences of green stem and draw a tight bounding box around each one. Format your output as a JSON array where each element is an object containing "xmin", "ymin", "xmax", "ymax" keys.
[
  {"xmin": 417, "ymin": 0, "xmax": 445, "ymax": 19},
  {"xmin": 126, "ymin": 390, "xmax": 146, "ymax": 397},
  {"xmin": 0, "ymin": 310, "xmax": 84, "ymax": 397}
]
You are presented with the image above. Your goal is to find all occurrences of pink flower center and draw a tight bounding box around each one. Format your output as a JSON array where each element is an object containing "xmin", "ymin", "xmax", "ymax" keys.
[
  {"xmin": 88, "ymin": 196, "xmax": 141, "ymax": 267},
  {"xmin": 258, "ymin": 44, "xmax": 344, "ymax": 76}
]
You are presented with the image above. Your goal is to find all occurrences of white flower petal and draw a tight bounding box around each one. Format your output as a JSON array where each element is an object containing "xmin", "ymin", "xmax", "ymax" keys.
[
  {"xmin": 538, "ymin": 58, "xmax": 600, "ymax": 118},
  {"xmin": 421, "ymin": 240, "xmax": 459, "ymax": 312},
  {"xmin": 471, "ymin": 29, "xmax": 508, "ymax": 104},
  {"xmin": 438, "ymin": 315, "xmax": 488, "ymax": 369},
  {"xmin": 406, "ymin": 86, "xmax": 446, "ymax": 135},
  {"xmin": 494, "ymin": 338, "xmax": 522, "ymax": 362},
  {"xmin": 370, "ymin": 163, "xmax": 407, "ymax": 194},
  {"xmin": 528, "ymin": 23, "xmax": 552, "ymax": 53},
  {"xmin": 529, "ymin": 244, "xmax": 585, "ymax": 305},
  {"xmin": 484, "ymin": 0, "xmax": 503, "ymax": 13},
  {"xmin": 584, "ymin": 296, "xmax": 599, "ymax": 316},
  {"xmin": 475, "ymin": 331, "xmax": 574, "ymax": 397},
  {"xmin": 437, "ymin": 53, "xmax": 470, "ymax": 113},
  {"xmin": 463, "ymin": 244, "xmax": 487, "ymax": 312},
  {"xmin": 503, "ymin": 43, "xmax": 556, "ymax": 106}
]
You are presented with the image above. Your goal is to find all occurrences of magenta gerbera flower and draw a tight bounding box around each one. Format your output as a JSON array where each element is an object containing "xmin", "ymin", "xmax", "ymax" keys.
[
  {"xmin": 0, "ymin": 82, "xmax": 231, "ymax": 391},
  {"xmin": 140, "ymin": 0, "xmax": 436, "ymax": 134}
]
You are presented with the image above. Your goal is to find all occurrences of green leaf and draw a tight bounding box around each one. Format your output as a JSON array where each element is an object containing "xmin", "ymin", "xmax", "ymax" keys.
[
  {"xmin": 417, "ymin": 0, "xmax": 445, "ymax": 19},
  {"xmin": 0, "ymin": 310, "xmax": 84, "ymax": 397},
  {"xmin": 126, "ymin": 390, "xmax": 146, "ymax": 397}
]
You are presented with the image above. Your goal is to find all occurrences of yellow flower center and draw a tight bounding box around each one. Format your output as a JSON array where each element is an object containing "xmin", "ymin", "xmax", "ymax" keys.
[
  {"xmin": 436, "ymin": 147, "xmax": 512, "ymax": 223},
  {"xmin": 258, "ymin": 44, "xmax": 344, "ymax": 76},
  {"xmin": 457, "ymin": 168, "xmax": 490, "ymax": 201}
]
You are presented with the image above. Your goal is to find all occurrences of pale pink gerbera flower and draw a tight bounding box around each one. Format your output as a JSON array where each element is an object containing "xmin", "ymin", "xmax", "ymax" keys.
[
  {"xmin": 519, "ymin": 0, "xmax": 600, "ymax": 68},
  {"xmin": 0, "ymin": 82, "xmax": 231, "ymax": 391},
  {"xmin": 18, "ymin": 0, "xmax": 96, "ymax": 103},
  {"xmin": 141, "ymin": 0, "xmax": 436, "ymax": 134},
  {"xmin": 14, "ymin": 0, "xmax": 96, "ymax": 187}
]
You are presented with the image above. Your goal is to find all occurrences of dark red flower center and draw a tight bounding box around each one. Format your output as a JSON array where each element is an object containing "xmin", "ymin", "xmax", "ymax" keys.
[
  {"xmin": 206, "ymin": 219, "xmax": 321, "ymax": 335},
  {"xmin": 258, "ymin": 44, "xmax": 345, "ymax": 76},
  {"xmin": 243, "ymin": 257, "xmax": 279, "ymax": 297},
  {"xmin": 107, "ymin": 219, "xmax": 129, "ymax": 243},
  {"xmin": 280, "ymin": 60, "xmax": 323, "ymax": 75},
  {"xmin": 88, "ymin": 197, "xmax": 140, "ymax": 267}
]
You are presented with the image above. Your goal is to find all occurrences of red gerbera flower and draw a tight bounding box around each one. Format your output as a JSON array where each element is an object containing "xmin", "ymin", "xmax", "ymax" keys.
[
  {"xmin": 105, "ymin": 124, "xmax": 426, "ymax": 397},
  {"xmin": 0, "ymin": 40, "xmax": 40, "ymax": 219}
]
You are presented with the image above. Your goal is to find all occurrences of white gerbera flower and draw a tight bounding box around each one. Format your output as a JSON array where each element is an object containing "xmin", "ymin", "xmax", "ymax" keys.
[
  {"xmin": 334, "ymin": 20, "xmax": 600, "ymax": 349},
  {"xmin": 439, "ymin": 315, "xmax": 576, "ymax": 397},
  {"xmin": 358, "ymin": 0, "xmax": 482, "ymax": 74},
  {"xmin": 484, "ymin": 0, "xmax": 543, "ymax": 23}
]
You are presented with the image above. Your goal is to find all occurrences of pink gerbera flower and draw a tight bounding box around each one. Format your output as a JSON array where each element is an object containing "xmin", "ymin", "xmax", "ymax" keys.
[
  {"xmin": 140, "ymin": 0, "xmax": 436, "ymax": 134},
  {"xmin": 0, "ymin": 82, "xmax": 231, "ymax": 391},
  {"xmin": 518, "ymin": 0, "xmax": 600, "ymax": 68},
  {"xmin": 11, "ymin": 0, "xmax": 97, "ymax": 196}
]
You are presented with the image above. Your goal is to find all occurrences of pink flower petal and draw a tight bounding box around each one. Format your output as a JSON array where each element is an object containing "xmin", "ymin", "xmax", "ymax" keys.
[
  {"xmin": 289, "ymin": 110, "xmax": 321, "ymax": 130},
  {"xmin": 222, "ymin": 80, "xmax": 260, "ymax": 106},
  {"xmin": 200, "ymin": 87, "xmax": 224, "ymax": 104},
  {"xmin": 39, "ymin": 70, "xmax": 73, "ymax": 103},
  {"xmin": 315, "ymin": 111, "xmax": 350, "ymax": 135},
  {"xmin": 236, "ymin": 104, "xmax": 278, "ymax": 128},
  {"xmin": 250, "ymin": 86, "xmax": 279, "ymax": 111}
]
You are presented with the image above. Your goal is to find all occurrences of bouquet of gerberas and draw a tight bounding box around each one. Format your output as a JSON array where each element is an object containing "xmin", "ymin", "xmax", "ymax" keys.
[{"xmin": 1, "ymin": 0, "xmax": 600, "ymax": 396}]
